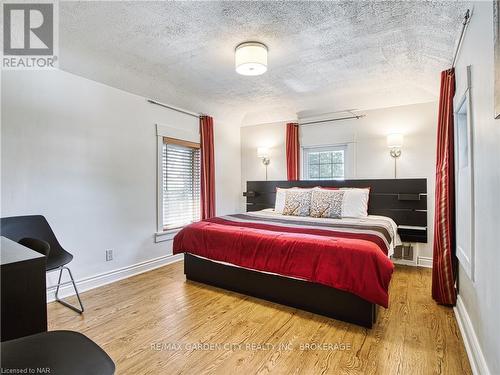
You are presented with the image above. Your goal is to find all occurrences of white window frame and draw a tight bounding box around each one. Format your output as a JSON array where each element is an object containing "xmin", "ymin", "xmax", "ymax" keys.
[
  {"xmin": 155, "ymin": 123, "xmax": 200, "ymax": 243},
  {"xmin": 453, "ymin": 65, "xmax": 475, "ymax": 281},
  {"xmin": 302, "ymin": 144, "xmax": 348, "ymax": 180}
]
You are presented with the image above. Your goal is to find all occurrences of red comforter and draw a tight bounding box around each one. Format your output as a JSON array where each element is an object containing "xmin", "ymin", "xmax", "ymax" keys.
[{"xmin": 173, "ymin": 213, "xmax": 395, "ymax": 307}]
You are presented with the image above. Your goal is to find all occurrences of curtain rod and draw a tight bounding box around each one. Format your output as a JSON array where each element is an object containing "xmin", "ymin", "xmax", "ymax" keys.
[
  {"xmin": 299, "ymin": 114, "xmax": 365, "ymax": 126},
  {"xmin": 147, "ymin": 99, "xmax": 201, "ymax": 118},
  {"xmin": 452, "ymin": 9, "xmax": 471, "ymax": 68}
]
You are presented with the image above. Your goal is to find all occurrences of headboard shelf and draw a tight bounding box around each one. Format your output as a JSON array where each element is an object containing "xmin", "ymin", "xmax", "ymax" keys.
[{"xmin": 245, "ymin": 178, "xmax": 428, "ymax": 243}]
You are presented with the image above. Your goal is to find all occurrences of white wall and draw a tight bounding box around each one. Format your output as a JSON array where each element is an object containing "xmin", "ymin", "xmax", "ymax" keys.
[
  {"xmin": 241, "ymin": 102, "xmax": 438, "ymax": 259},
  {"xmin": 454, "ymin": 2, "xmax": 500, "ymax": 374},
  {"xmin": 214, "ymin": 120, "xmax": 242, "ymax": 215},
  {"xmin": 241, "ymin": 121, "xmax": 288, "ymax": 185},
  {"xmin": 1, "ymin": 69, "xmax": 241, "ymax": 287}
]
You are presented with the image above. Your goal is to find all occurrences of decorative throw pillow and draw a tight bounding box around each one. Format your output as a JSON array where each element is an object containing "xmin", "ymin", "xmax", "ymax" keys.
[
  {"xmin": 282, "ymin": 190, "xmax": 312, "ymax": 216},
  {"xmin": 310, "ymin": 189, "xmax": 345, "ymax": 218},
  {"xmin": 275, "ymin": 187, "xmax": 312, "ymax": 214}
]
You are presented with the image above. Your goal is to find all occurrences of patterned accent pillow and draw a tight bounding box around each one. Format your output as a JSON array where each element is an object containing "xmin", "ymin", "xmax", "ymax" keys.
[
  {"xmin": 282, "ymin": 190, "xmax": 312, "ymax": 216},
  {"xmin": 275, "ymin": 187, "xmax": 313, "ymax": 214},
  {"xmin": 310, "ymin": 189, "xmax": 345, "ymax": 218}
]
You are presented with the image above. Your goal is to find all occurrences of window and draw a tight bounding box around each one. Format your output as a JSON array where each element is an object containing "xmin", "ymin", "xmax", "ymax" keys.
[
  {"xmin": 162, "ymin": 137, "xmax": 201, "ymax": 230},
  {"xmin": 303, "ymin": 145, "xmax": 347, "ymax": 180}
]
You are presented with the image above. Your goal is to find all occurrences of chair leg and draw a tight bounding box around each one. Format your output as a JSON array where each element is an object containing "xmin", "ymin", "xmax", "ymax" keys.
[{"xmin": 54, "ymin": 266, "xmax": 84, "ymax": 314}]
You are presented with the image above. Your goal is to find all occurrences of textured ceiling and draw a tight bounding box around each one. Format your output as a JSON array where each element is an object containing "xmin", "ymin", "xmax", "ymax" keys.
[{"xmin": 59, "ymin": 1, "xmax": 468, "ymax": 125}]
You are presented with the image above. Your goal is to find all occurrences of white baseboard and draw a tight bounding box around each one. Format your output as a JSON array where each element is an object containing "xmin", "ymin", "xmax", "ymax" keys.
[
  {"xmin": 47, "ymin": 253, "xmax": 184, "ymax": 302},
  {"xmin": 454, "ymin": 295, "xmax": 491, "ymax": 375},
  {"xmin": 392, "ymin": 258, "xmax": 417, "ymax": 266},
  {"xmin": 417, "ymin": 256, "xmax": 433, "ymax": 268},
  {"xmin": 392, "ymin": 256, "xmax": 433, "ymax": 268}
]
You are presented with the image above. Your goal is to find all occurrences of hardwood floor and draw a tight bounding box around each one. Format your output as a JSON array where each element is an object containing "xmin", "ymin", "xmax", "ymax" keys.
[{"xmin": 48, "ymin": 261, "xmax": 471, "ymax": 375}]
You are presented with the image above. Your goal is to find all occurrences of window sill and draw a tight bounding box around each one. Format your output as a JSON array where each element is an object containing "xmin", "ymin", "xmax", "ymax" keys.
[{"xmin": 155, "ymin": 227, "xmax": 182, "ymax": 243}]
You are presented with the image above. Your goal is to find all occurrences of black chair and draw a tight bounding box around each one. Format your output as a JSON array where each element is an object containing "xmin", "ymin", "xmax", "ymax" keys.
[
  {"xmin": 1, "ymin": 215, "xmax": 84, "ymax": 314},
  {"xmin": 1, "ymin": 330, "xmax": 115, "ymax": 374},
  {"xmin": 18, "ymin": 237, "xmax": 51, "ymax": 257}
]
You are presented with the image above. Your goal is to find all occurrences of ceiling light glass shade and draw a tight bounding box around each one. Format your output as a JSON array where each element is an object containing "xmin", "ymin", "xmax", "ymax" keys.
[
  {"xmin": 257, "ymin": 147, "xmax": 269, "ymax": 158},
  {"xmin": 235, "ymin": 42, "xmax": 268, "ymax": 76},
  {"xmin": 387, "ymin": 133, "xmax": 404, "ymax": 148}
]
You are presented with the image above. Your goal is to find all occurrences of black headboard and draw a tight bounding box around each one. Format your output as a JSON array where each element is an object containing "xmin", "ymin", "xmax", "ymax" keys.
[{"xmin": 244, "ymin": 179, "xmax": 427, "ymax": 243}]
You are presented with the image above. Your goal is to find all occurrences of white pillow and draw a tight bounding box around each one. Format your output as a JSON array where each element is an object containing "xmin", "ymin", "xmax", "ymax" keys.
[
  {"xmin": 340, "ymin": 188, "xmax": 370, "ymax": 218},
  {"xmin": 275, "ymin": 187, "xmax": 313, "ymax": 214}
]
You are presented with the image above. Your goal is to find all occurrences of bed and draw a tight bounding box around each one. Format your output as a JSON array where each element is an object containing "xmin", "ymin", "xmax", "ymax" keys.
[{"xmin": 173, "ymin": 178, "xmax": 427, "ymax": 328}]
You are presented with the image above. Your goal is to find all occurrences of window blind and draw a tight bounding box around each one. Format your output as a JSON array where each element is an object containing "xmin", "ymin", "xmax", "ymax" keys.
[{"xmin": 163, "ymin": 141, "xmax": 201, "ymax": 230}]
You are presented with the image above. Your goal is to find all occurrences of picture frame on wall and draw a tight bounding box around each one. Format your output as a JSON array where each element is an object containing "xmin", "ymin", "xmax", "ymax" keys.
[{"xmin": 495, "ymin": 0, "xmax": 500, "ymax": 119}]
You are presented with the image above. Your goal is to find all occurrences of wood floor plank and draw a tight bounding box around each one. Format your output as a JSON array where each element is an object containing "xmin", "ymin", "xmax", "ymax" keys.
[{"xmin": 47, "ymin": 261, "xmax": 472, "ymax": 375}]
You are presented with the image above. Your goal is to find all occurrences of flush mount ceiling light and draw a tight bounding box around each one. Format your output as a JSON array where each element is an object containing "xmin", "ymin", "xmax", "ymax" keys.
[{"xmin": 235, "ymin": 42, "xmax": 268, "ymax": 76}]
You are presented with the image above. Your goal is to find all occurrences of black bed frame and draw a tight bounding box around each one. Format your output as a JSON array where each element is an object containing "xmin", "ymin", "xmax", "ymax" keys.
[
  {"xmin": 184, "ymin": 178, "xmax": 427, "ymax": 328},
  {"xmin": 185, "ymin": 253, "xmax": 377, "ymax": 327}
]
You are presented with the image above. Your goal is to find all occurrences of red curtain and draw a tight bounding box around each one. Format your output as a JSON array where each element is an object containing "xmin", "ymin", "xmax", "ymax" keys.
[
  {"xmin": 286, "ymin": 123, "xmax": 300, "ymax": 181},
  {"xmin": 432, "ymin": 68, "xmax": 457, "ymax": 306},
  {"xmin": 200, "ymin": 116, "xmax": 215, "ymax": 219}
]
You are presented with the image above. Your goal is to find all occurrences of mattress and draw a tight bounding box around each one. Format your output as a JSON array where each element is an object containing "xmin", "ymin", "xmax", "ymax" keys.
[{"xmin": 173, "ymin": 210, "xmax": 398, "ymax": 307}]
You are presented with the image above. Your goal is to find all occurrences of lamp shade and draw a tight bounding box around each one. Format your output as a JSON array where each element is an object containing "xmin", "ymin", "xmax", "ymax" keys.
[
  {"xmin": 387, "ymin": 133, "xmax": 404, "ymax": 148},
  {"xmin": 257, "ymin": 147, "xmax": 269, "ymax": 158},
  {"xmin": 235, "ymin": 42, "xmax": 268, "ymax": 76}
]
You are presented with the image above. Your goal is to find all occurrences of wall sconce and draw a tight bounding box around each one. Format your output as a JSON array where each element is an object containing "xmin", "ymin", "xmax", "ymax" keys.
[
  {"xmin": 387, "ymin": 134, "xmax": 403, "ymax": 178},
  {"xmin": 257, "ymin": 147, "xmax": 270, "ymax": 180}
]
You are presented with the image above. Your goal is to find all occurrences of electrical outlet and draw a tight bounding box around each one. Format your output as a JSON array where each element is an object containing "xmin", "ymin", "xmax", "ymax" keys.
[{"xmin": 105, "ymin": 249, "xmax": 113, "ymax": 261}]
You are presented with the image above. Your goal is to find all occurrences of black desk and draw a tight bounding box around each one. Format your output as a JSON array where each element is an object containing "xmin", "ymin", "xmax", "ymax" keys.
[{"xmin": 1, "ymin": 236, "xmax": 47, "ymax": 341}]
